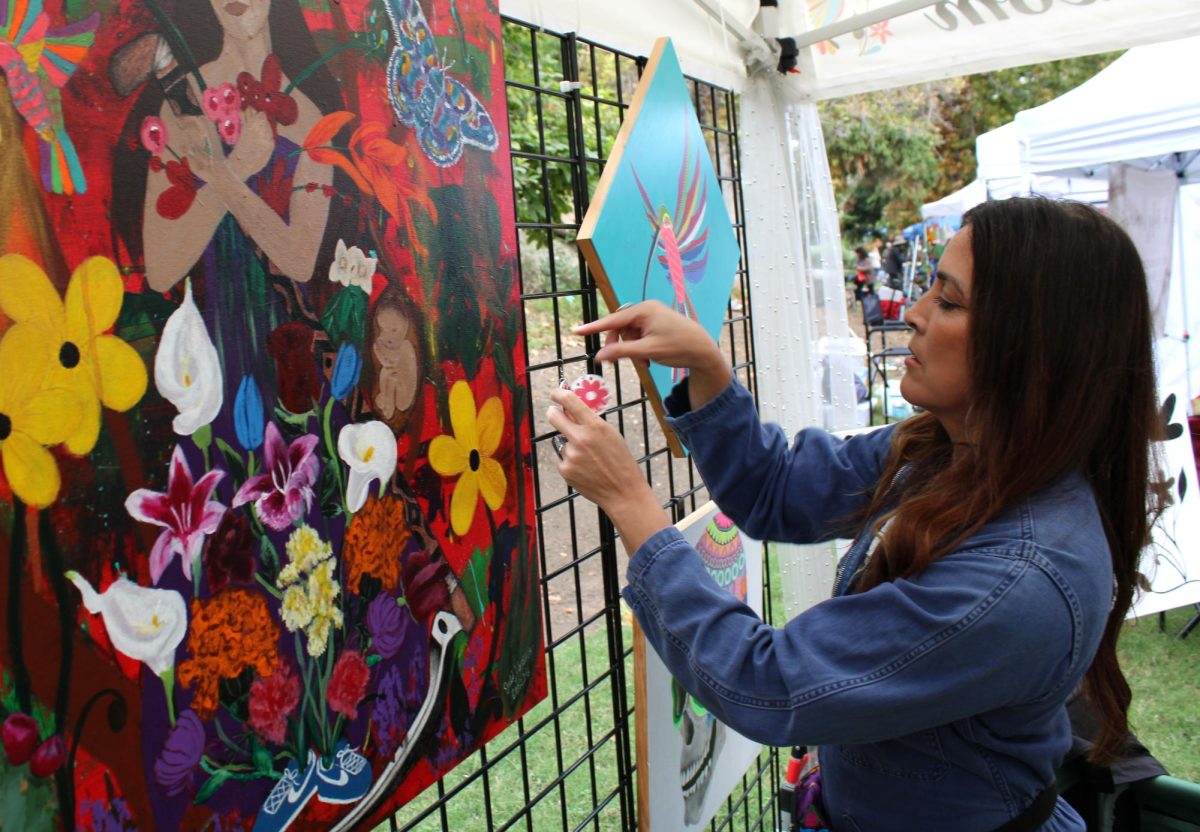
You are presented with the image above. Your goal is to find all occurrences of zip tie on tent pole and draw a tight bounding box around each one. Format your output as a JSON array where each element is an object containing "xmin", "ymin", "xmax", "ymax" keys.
[{"xmin": 559, "ymin": 80, "xmax": 583, "ymax": 93}]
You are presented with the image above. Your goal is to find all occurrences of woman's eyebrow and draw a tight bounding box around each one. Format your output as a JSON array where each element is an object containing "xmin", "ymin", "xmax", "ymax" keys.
[{"xmin": 938, "ymin": 270, "xmax": 965, "ymax": 294}]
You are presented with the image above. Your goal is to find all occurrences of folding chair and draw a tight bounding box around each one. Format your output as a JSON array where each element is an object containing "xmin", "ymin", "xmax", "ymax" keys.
[{"xmin": 860, "ymin": 292, "xmax": 910, "ymax": 425}]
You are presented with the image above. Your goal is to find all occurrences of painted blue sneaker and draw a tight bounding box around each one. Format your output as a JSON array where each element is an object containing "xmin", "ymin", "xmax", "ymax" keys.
[
  {"xmin": 253, "ymin": 751, "xmax": 318, "ymax": 831},
  {"xmin": 315, "ymin": 741, "xmax": 372, "ymax": 804}
]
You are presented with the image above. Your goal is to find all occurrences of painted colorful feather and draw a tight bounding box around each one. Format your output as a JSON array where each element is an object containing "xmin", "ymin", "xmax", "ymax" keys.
[
  {"xmin": 0, "ymin": 0, "xmax": 98, "ymax": 194},
  {"xmin": 383, "ymin": 0, "xmax": 498, "ymax": 167}
]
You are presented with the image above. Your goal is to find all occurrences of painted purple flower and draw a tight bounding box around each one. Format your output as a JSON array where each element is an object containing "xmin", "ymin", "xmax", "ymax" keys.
[
  {"xmin": 154, "ymin": 709, "xmax": 205, "ymax": 796},
  {"xmin": 232, "ymin": 423, "xmax": 319, "ymax": 531},
  {"xmin": 367, "ymin": 593, "xmax": 416, "ymax": 660},
  {"xmin": 370, "ymin": 663, "xmax": 425, "ymax": 757},
  {"xmin": 126, "ymin": 446, "xmax": 225, "ymax": 584}
]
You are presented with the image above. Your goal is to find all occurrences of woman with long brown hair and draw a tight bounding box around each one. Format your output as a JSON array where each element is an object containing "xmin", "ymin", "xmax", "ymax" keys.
[{"xmin": 548, "ymin": 197, "xmax": 1161, "ymax": 830}]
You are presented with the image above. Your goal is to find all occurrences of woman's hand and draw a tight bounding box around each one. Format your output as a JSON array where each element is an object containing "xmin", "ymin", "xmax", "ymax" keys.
[
  {"xmin": 228, "ymin": 109, "xmax": 274, "ymax": 180},
  {"xmin": 548, "ymin": 388, "xmax": 670, "ymax": 554},
  {"xmin": 167, "ymin": 111, "xmax": 224, "ymax": 181},
  {"xmin": 573, "ymin": 300, "xmax": 733, "ymax": 410}
]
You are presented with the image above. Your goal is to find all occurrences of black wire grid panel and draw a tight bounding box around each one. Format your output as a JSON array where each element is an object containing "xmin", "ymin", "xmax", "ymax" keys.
[{"xmin": 387, "ymin": 19, "xmax": 783, "ymax": 832}]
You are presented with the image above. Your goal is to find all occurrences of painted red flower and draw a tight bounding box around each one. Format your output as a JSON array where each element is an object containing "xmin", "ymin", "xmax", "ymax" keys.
[
  {"xmin": 204, "ymin": 510, "xmax": 255, "ymax": 595},
  {"xmin": 248, "ymin": 662, "xmax": 301, "ymax": 745},
  {"xmin": 156, "ymin": 157, "xmax": 199, "ymax": 220},
  {"xmin": 400, "ymin": 548, "xmax": 450, "ymax": 626},
  {"xmin": 571, "ymin": 376, "xmax": 611, "ymax": 413},
  {"xmin": 266, "ymin": 322, "xmax": 320, "ymax": 413},
  {"xmin": 326, "ymin": 650, "xmax": 370, "ymax": 720},
  {"xmin": 125, "ymin": 445, "xmax": 226, "ymax": 585},
  {"xmin": 238, "ymin": 54, "xmax": 298, "ymax": 133}
]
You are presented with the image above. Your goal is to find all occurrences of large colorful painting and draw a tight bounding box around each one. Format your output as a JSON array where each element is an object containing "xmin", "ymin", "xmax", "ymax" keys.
[
  {"xmin": 633, "ymin": 502, "xmax": 763, "ymax": 830},
  {"xmin": 577, "ymin": 37, "xmax": 741, "ymax": 457},
  {"xmin": 0, "ymin": 0, "xmax": 545, "ymax": 828}
]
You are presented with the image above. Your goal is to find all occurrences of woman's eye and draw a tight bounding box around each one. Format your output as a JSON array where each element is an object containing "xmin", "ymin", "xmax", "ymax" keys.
[{"xmin": 934, "ymin": 296, "xmax": 957, "ymax": 311}]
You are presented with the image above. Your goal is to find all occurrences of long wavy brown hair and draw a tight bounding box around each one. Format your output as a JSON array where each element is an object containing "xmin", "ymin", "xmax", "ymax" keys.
[{"xmin": 856, "ymin": 198, "xmax": 1162, "ymax": 764}]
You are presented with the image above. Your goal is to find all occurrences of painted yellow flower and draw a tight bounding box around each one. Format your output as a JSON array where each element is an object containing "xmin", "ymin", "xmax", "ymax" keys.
[
  {"xmin": 0, "ymin": 327, "xmax": 81, "ymax": 507},
  {"xmin": 0, "ymin": 254, "xmax": 148, "ymax": 455},
  {"xmin": 429, "ymin": 380, "xmax": 507, "ymax": 536},
  {"xmin": 275, "ymin": 524, "xmax": 343, "ymax": 657},
  {"xmin": 285, "ymin": 524, "xmax": 333, "ymax": 575}
]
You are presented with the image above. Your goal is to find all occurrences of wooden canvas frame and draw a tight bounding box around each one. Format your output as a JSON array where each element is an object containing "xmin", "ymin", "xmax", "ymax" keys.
[
  {"xmin": 633, "ymin": 501, "xmax": 764, "ymax": 830},
  {"xmin": 577, "ymin": 38, "xmax": 741, "ymax": 457}
]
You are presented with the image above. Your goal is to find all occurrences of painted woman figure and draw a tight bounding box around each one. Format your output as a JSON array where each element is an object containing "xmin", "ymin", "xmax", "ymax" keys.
[{"xmin": 113, "ymin": 0, "xmax": 347, "ymax": 411}]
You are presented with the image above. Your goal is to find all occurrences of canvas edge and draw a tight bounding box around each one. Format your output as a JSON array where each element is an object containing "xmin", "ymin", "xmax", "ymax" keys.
[
  {"xmin": 632, "ymin": 616, "xmax": 652, "ymax": 832},
  {"xmin": 575, "ymin": 38, "xmax": 688, "ymax": 458}
]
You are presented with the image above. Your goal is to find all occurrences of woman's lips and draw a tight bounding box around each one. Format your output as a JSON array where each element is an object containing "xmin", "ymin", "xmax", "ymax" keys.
[
  {"xmin": 224, "ymin": 1, "xmax": 249, "ymax": 16},
  {"xmin": 904, "ymin": 352, "xmax": 921, "ymax": 368}
]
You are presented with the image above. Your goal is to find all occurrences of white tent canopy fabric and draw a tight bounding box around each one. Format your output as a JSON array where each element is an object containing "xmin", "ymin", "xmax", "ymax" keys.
[
  {"xmin": 920, "ymin": 178, "xmax": 986, "ymax": 220},
  {"xmin": 499, "ymin": 0, "xmax": 1200, "ymax": 100},
  {"xmin": 1014, "ymin": 34, "xmax": 1200, "ymax": 182}
]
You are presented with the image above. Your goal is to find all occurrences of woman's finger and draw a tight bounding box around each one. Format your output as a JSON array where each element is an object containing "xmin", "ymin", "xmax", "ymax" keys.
[
  {"xmin": 573, "ymin": 303, "xmax": 640, "ymax": 336},
  {"xmin": 545, "ymin": 403, "xmax": 577, "ymax": 441},
  {"xmin": 550, "ymin": 387, "xmax": 597, "ymax": 423}
]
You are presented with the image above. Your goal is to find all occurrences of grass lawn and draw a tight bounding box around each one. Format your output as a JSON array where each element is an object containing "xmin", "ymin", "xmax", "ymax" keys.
[
  {"xmin": 381, "ymin": 595, "xmax": 1200, "ymax": 830},
  {"xmin": 1120, "ymin": 606, "xmax": 1200, "ymax": 782},
  {"xmin": 383, "ymin": 621, "xmax": 635, "ymax": 831}
]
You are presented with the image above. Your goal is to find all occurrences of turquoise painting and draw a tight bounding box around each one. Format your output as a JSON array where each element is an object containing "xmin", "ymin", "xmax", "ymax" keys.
[{"xmin": 578, "ymin": 38, "xmax": 740, "ymax": 454}]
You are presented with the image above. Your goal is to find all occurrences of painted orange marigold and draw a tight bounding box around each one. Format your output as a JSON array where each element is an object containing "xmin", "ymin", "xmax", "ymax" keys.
[
  {"xmin": 343, "ymin": 493, "xmax": 410, "ymax": 594},
  {"xmin": 178, "ymin": 588, "xmax": 279, "ymax": 718}
]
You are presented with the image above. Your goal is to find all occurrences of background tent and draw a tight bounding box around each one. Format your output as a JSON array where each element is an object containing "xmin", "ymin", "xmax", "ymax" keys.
[{"xmin": 974, "ymin": 34, "xmax": 1200, "ymax": 397}]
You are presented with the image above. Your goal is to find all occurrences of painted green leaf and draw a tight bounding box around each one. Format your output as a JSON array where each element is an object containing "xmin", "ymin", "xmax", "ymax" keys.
[
  {"xmin": 196, "ymin": 769, "xmax": 232, "ymax": 804},
  {"xmin": 459, "ymin": 546, "xmax": 491, "ymax": 619},
  {"xmin": 321, "ymin": 287, "xmax": 369, "ymax": 350},
  {"xmin": 251, "ymin": 740, "xmax": 275, "ymax": 778}
]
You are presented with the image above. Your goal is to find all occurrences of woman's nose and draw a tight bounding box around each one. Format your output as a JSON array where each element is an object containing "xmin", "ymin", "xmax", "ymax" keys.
[{"xmin": 906, "ymin": 295, "xmax": 927, "ymax": 333}]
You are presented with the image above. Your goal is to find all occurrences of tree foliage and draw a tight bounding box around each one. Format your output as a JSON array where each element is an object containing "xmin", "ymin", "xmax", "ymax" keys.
[
  {"xmin": 818, "ymin": 51, "xmax": 1122, "ymax": 240},
  {"xmin": 817, "ymin": 81, "xmax": 953, "ymax": 239}
]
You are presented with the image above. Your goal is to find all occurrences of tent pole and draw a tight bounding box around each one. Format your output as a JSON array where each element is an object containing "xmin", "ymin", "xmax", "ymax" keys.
[
  {"xmin": 1176, "ymin": 183, "xmax": 1193, "ymax": 407},
  {"xmin": 785, "ymin": 0, "xmax": 942, "ymax": 50},
  {"xmin": 689, "ymin": 0, "xmax": 763, "ymax": 46}
]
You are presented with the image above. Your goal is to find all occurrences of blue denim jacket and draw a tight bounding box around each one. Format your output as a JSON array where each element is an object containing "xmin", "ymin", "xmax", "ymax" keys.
[{"xmin": 623, "ymin": 380, "xmax": 1112, "ymax": 831}]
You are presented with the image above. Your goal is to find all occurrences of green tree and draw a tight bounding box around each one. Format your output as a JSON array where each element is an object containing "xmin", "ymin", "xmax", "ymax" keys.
[
  {"xmin": 817, "ymin": 81, "xmax": 955, "ymax": 239},
  {"xmin": 818, "ymin": 52, "xmax": 1122, "ymax": 240},
  {"xmin": 932, "ymin": 51, "xmax": 1122, "ymax": 198}
]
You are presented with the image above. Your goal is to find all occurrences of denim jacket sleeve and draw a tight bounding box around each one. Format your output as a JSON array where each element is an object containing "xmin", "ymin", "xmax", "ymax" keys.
[
  {"xmin": 664, "ymin": 378, "xmax": 897, "ymax": 543},
  {"xmin": 622, "ymin": 528, "xmax": 1077, "ymax": 748}
]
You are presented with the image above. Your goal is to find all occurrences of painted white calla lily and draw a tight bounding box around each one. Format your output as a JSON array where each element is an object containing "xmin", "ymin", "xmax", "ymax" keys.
[
  {"xmin": 66, "ymin": 572, "xmax": 187, "ymax": 676},
  {"xmin": 154, "ymin": 281, "xmax": 222, "ymax": 436},
  {"xmin": 328, "ymin": 239, "xmax": 377, "ymax": 293},
  {"xmin": 337, "ymin": 420, "xmax": 397, "ymax": 513}
]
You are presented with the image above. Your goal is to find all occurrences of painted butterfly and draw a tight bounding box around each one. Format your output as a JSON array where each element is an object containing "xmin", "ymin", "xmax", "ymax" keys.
[{"xmin": 383, "ymin": 0, "xmax": 499, "ymax": 167}]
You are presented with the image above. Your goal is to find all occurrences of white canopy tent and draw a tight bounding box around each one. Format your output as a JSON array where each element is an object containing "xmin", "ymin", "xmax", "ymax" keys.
[{"xmin": 920, "ymin": 178, "xmax": 986, "ymax": 221}]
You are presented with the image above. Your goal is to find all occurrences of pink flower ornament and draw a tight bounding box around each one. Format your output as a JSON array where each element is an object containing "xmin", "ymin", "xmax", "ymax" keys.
[
  {"xmin": 140, "ymin": 116, "xmax": 168, "ymax": 155},
  {"xmin": 569, "ymin": 374, "xmax": 613, "ymax": 413},
  {"xmin": 202, "ymin": 83, "xmax": 243, "ymax": 146},
  {"xmin": 125, "ymin": 446, "xmax": 226, "ymax": 584},
  {"xmin": 232, "ymin": 423, "xmax": 320, "ymax": 531}
]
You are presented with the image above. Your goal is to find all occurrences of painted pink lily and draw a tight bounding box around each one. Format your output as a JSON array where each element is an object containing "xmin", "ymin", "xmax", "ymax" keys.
[
  {"xmin": 232, "ymin": 423, "xmax": 320, "ymax": 531},
  {"xmin": 126, "ymin": 446, "xmax": 226, "ymax": 584}
]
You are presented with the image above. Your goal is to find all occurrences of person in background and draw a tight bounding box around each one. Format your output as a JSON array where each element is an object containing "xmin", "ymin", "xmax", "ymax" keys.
[
  {"xmin": 883, "ymin": 234, "xmax": 907, "ymax": 288},
  {"xmin": 548, "ymin": 197, "xmax": 1161, "ymax": 831},
  {"xmin": 867, "ymin": 236, "xmax": 883, "ymax": 278},
  {"xmin": 852, "ymin": 245, "xmax": 875, "ymax": 306}
]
